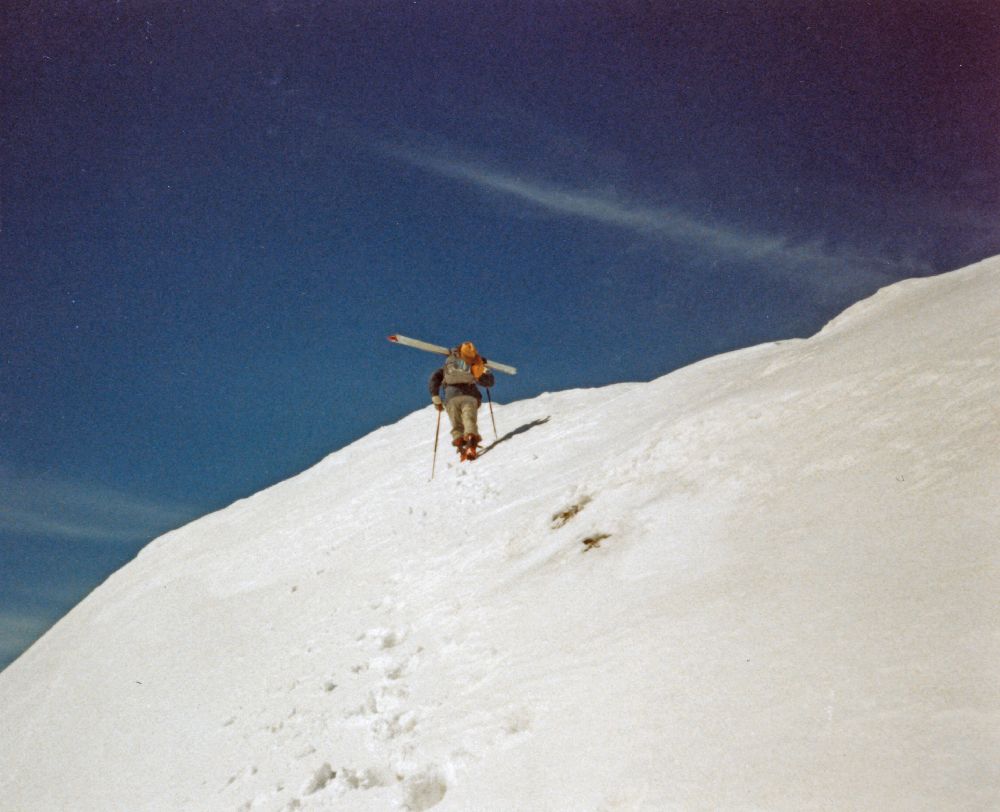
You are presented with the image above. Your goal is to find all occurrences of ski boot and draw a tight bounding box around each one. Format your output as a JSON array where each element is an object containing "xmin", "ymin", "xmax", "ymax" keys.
[{"xmin": 460, "ymin": 433, "xmax": 482, "ymax": 461}]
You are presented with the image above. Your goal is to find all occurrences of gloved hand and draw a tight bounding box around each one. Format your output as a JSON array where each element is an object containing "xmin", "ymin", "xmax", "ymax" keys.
[{"xmin": 432, "ymin": 395, "xmax": 444, "ymax": 411}]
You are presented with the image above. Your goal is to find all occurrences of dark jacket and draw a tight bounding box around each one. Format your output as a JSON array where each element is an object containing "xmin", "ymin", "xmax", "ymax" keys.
[{"xmin": 429, "ymin": 351, "xmax": 495, "ymax": 404}]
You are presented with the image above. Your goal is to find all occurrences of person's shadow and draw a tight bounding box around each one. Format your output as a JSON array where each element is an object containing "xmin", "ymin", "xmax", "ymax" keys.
[{"xmin": 478, "ymin": 417, "xmax": 551, "ymax": 457}]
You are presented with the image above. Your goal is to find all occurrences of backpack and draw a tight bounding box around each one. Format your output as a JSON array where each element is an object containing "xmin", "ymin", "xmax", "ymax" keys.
[{"xmin": 442, "ymin": 350, "xmax": 478, "ymax": 385}]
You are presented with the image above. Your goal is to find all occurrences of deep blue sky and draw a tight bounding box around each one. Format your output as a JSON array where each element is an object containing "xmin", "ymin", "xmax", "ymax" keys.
[{"xmin": 2, "ymin": 1, "xmax": 998, "ymax": 670}]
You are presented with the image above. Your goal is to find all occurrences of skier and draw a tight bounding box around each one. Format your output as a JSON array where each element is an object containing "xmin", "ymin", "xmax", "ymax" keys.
[{"xmin": 428, "ymin": 341, "xmax": 496, "ymax": 461}]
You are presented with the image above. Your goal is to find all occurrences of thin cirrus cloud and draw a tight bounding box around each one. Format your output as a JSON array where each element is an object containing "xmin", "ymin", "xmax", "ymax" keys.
[
  {"xmin": 0, "ymin": 611, "xmax": 61, "ymax": 665},
  {"xmin": 1, "ymin": 473, "xmax": 195, "ymax": 544},
  {"xmin": 0, "ymin": 574, "xmax": 116, "ymax": 669},
  {"xmin": 385, "ymin": 145, "xmax": 929, "ymax": 284}
]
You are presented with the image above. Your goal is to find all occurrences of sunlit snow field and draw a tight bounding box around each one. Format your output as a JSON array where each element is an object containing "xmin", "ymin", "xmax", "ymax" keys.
[{"xmin": 2, "ymin": 259, "xmax": 998, "ymax": 811}]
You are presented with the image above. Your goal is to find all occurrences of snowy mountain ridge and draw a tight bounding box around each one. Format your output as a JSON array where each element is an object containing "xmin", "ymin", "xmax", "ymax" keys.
[{"xmin": 1, "ymin": 258, "xmax": 998, "ymax": 811}]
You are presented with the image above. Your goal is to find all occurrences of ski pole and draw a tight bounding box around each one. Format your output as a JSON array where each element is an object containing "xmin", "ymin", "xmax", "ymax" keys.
[
  {"xmin": 431, "ymin": 407, "xmax": 442, "ymax": 480},
  {"xmin": 486, "ymin": 388, "xmax": 498, "ymax": 441}
]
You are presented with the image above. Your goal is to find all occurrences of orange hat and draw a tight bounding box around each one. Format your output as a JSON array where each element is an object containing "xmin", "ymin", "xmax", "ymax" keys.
[{"xmin": 459, "ymin": 341, "xmax": 477, "ymax": 361}]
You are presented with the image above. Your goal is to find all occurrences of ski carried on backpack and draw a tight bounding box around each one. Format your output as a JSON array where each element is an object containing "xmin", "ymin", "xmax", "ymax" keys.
[{"xmin": 388, "ymin": 334, "xmax": 518, "ymax": 375}]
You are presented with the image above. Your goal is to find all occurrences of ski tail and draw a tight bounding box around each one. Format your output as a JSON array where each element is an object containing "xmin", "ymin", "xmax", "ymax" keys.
[{"xmin": 388, "ymin": 334, "xmax": 450, "ymax": 357}]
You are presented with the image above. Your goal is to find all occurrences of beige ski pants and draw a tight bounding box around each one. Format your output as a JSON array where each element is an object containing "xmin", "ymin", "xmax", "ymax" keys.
[{"xmin": 445, "ymin": 395, "xmax": 480, "ymax": 439}]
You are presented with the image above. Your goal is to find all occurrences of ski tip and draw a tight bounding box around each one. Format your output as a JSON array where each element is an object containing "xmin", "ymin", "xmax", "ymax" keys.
[{"xmin": 387, "ymin": 334, "xmax": 399, "ymax": 343}]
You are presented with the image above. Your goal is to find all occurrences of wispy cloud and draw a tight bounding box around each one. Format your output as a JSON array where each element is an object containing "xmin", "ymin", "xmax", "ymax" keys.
[
  {"xmin": 0, "ymin": 471, "xmax": 195, "ymax": 544},
  {"xmin": 384, "ymin": 145, "xmax": 930, "ymax": 284},
  {"xmin": 0, "ymin": 610, "xmax": 60, "ymax": 670},
  {"xmin": 0, "ymin": 563, "xmax": 117, "ymax": 671}
]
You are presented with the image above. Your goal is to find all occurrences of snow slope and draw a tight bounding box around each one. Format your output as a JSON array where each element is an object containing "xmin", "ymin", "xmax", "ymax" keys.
[{"xmin": 2, "ymin": 258, "xmax": 998, "ymax": 811}]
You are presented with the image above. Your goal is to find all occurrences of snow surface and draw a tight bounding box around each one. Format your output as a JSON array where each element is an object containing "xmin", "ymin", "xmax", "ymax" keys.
[{"xmin": 2, "ymin": 258, "xmax": 999, "ymax": 811}]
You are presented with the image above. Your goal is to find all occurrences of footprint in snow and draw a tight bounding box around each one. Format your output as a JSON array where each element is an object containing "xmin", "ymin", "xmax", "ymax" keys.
[
  {"xmin": 401, "ymin": 767, "xmax": 448, "ymax": 811},
  {"xmin": 358, "ymin": 626, "xmax": 408, "ymax": 650},
  {"xmin": 302, "ymin": 762, "xmax": 335, "ymax": 795}
]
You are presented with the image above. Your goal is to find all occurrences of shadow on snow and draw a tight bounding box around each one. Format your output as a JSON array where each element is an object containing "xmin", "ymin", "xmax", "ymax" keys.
[{"xmin": 478, "ymin": 416, "xmax": 551, "ymax": 457}]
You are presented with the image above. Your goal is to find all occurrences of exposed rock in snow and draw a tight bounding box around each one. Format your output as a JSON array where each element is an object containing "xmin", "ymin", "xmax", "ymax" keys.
[{"xmin": 2, "ymin": 258, "xmax": 998, "ymax": 810}]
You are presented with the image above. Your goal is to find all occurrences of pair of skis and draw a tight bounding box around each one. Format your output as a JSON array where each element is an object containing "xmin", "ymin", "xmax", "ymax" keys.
[{"xmin": 387, "ymin": 334, "xmax": 518, "ymax": 376}]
